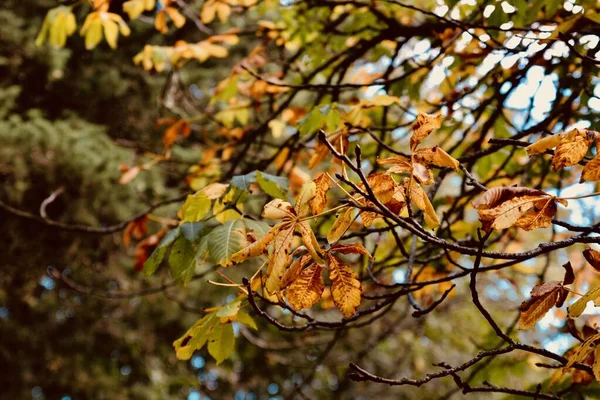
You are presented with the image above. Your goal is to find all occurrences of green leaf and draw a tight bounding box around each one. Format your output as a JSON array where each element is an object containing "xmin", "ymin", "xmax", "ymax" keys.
[
  {"xmin": 243, "ymin": 218, "xmax": 271, "ymax": 238},
  {"xmin": 179, "ymin": 192, "xmax": 211, "ymax": 222},
  {"xmin": 298, "ymin": 107, "xmax": 325, "ymax": 136},
  {"xmin": 173, "ymin": 313, "xmax": 218, "ymax": 360},
  {"xmin": 208, "ymin": 322, "xmax": 235, "ymax": 364},
  {"xmin": 230, "ymin": 171, "xmax": 288, "ymax": 194},
  {"xmin": 236, "ymin": 310, "xmax": 257, "ymax": 330},
  {"xmin": 207, "ymin": 220, "xmax": 248, "ymax": 267},
  {"xmin": 144, "ymin": 227, "xmax": 180, "ymax": 277},
  {"xmin": 216, "ymin": 300, "xmax": 241, "ymax": 318},
  {"xmin": 324, "ymin": 105, "xmax": 341, "ymax": 132},
  {"xmin": 180, "ymin": 221, "xmax": 205, "ymax": 242},
  {"xmin": 256, "ymin": 171, "xmax": 287, "ymax": 199},
  {"xmin": 169, "ymin": 235, "xmax": 197, "ymax": 285}
]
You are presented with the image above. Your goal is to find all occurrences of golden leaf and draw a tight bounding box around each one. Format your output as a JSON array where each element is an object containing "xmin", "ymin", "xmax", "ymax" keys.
[
  {"xmin": 308, "ymin": 133, "xmax": 348, "ymax": 170},
  {"xmin": 526, "ymin": 134, "xmax": 562, "ymax": 156},
  {"xmin": 378, "ymin": 155, "xmax": 412, "ymax": 175},
  {"xmin": 410, "ymin": 113, "xmax": 442, "ymax": 151},
  {"xmin": 413, "ymin": 146, "xmax": 460, "ymax": 170},
  {"xmin": 359, "ymin": 173, "xmax": 395, "ymax": 204},
  {"xmin": 581, "ymin": 153, "xmax": 600, "ymax": 183},
  {"xmin": 564, "ymin": 332, "xmax": 600, "ymax": 370},
  {"xmin": 328, "ymin": 254, "xmax": 362, "ymax": 318},
  {"xmin": 265, "ymin": 222, "xmax": 295, "ymax": 293},
  {"xmin": 518, "ymin": 281, "xmax": 563, "ymax": 330},
  {"xmin": 514, "ymin": 197, "xmax": 558, "ymax": 231},
  {"xmin": 297, "ymin": 220, "xmax": 324, "ymax": 264},
  {"xmin": 568, "ymin": 285, "xmax": 600, "ymax": 318},
  {"xmin": 230, "ymin": 224, "xmax": 281, "ymax": 263},
  {"xmin": 280, "ymin": 254, "xmax": 311, "ymax": 289},
  {"xmin": 406, "ymin": 178, "xmax": 439, "ymax": 228},
  {"xmin": 285, "ymin": 263, "xmax": 325, "ymax": 310},
  {"xmin": 584, "ymin": 248, "xmax": 600, "ymax": 271},
  {"xmin": 295, "ymin": 181, "xmax": 317, "ymax": 217},
  {"xmin": 262, "ymin": 199, "xmax": 296, "ymax": 220},
  {"xmin": 552, "ymin": 129, "xmax": 594, "ymax": 171},
  {"xmin": 594, "ymin": 347, "xmax": 600, "ymax": 381},
  {"xmin": 327, "ymin": 207, "xmax": 355, "ymax": 244},
  {"xmin": 308, "ymin": 173, "xmax": 330, "ymax": 215}
]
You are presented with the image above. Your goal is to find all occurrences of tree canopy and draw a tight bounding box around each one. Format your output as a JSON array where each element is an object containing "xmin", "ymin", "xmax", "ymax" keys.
[{"xmin": 3, "ymin": 0, "xmax": 600, "ymax": 398}]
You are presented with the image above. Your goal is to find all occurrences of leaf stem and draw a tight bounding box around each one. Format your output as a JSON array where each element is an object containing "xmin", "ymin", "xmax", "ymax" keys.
[{"xmin": 559, "ymin": 191, "xmax": 600, "ymax": 200}]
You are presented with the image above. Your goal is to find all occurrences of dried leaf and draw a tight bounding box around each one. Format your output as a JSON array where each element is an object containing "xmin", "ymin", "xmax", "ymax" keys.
[
  {"xmin": 594, "ymin": 347, "xmax": 600, "ymax": 381},
  {"xmin": 413, "ymin": 146, "xmax": 460, "ymax": 170},
  {"xmin": 584, "ymin": 248, "xmax": 600, "ymax": 271},
  {"xmin": 518, "ymin": 281, "xmax": 563, "ymax": 330},
  {"xmin": 280, "ymin": 254, "xmax": 311, "ymax": 289},
  {"xmin": 513, "ymin": 197, "xmax": 557, "ymax": 231},
  {"xmin": 330, "ymin": 243, "xmax": 372, "ymax": 259},
  {"xmin": 308, "ymin": 173, "xmax": 330, "ymax": 215},
  {"xmin": 230, "ymin": 224, "xmax": 281, "ymax": 264},
  {"xmin": 295, "ymin": 181, "xmax": 317, "ymax": 216},
  {"xmin": 123, "ymin": 215, "xmax": 148, "ymax": 247},
  {"xmin": 412, "ymin": 162, "xmax": 433, "ymax": 185},
  {"xmin": 410, "ymin": 113, "xmax": 442, "ymax": 150},
  {"xmin": 297, "ymin": 220, "xmax": 324, "ymax": 264},
  {"xmin": 285, "ymin": 263, "xmax": 324, "ymax": 310},
  {"xmin": 406, "ymin": 178, "xmax": 439, "ymax": 228},
  {"xmin": 564, "ymin": 332, "xmax": 600, "ymax": 370},
  {"xmin": 526, "ymin": 134, "xmax": 562, "ymax": 156},
  {"xmin": 265, "ymin": 222, "xmax": 295, "ymax": 293},
  {"xmin": 262, "ymin": 199, "xmax": 296, "ymax": 220},
  {"xmin": 360, "ymin": 173, "xmax": 395, "ymax": 204},
  {"xmin": 581, "ymin": 153, "xmax": 600, "ymax": 183},
  {"xmin": 328, "ymin": 254, "xmax": 362, "ymax": 318}
]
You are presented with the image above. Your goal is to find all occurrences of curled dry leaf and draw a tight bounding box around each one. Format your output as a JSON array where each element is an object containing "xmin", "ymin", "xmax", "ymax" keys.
[
  {"xmin": 308, "ymin": 132, "xmax": 348, "ymax": 169},
  {"xmin": 518, "ymin": 281, "xmax": 566, "ymax": 330},
  {"xmin": 472, "ymin": 186, "xmax": 565, "ymax": 231},
  {"xmin": 568, "ymin": 285, "xmax": 600, "ymax": 318},
  {"xmin": 308, "ymin": 173, "xmax": 331, "ymax": 215},
  {"xmin": 328, "ymin": 254, "xmax": 362, "ymax": 318},
  {"xmin": 413, "ymin": 146, "xmax": 459, "ymax": 170},
  {"xmin": 405, "ymin": 178, "xmax": 439, "ymax": 228},
  {"xmin": 330, "ymin": 243, "xmax": 372, "ymax": 259},
  {"xmin": 584, "ymin": 248, "xmax": 600, "ymax": 271},
  {"xmin": 410, "ymin": 113, "xmax": 442, "ymax": 151}
]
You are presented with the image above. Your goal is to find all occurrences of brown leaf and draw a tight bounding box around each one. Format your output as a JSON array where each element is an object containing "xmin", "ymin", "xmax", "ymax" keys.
[
  {"xmin": 328, "ymin": 254, "xmax": 362, "ymax": 318},
  {"xmin": 581, "ymin": 153, "xmax": 600, "ymax": 183},
  {"xmin": 584, "ymin": 248, "xmax": 600, "ymax": 271},
  {"xmin": 410, "ymin": 113, "xmax": 442, "ymax": 150},
  {"xmin": 378, "ymin": 155, "xmax": 412, "ymax": 174},
  {"xmin": 362, "ymin": 173, "xmax": 395, "ymax": 204},
  {"xmin": 119, "ymin": 165, "xmax": 141, "ymax": 185},
  {"xmin": 564, "ymin": 332, "xmax": 600, "ymax": 370},
  {"xmin": 594, "ymin": 347, "xmax": 600, "ymax": 381},
  {"xmin": 387, "ymin": 184, "xmax": 407, "ymax": 215},
  {"xmin": 285, "ymin": 263, "xmax": 324, "ymax": 310},
  {"xmin": 330, "ymin": 243, "xmax": 372, "ymax": 259},
  {"xmin": 308, "ymin": 173, "xmax": 330, "ymax": 215},
  {"xmin": 308, "ymin": 133, "xmax": 348, "ymax": 169},
  {"xmin": 518, "ymin": 281, "xmax": 563, "ymax": 330},
  {"xmin": 280, "ymin": 254, "xmax": 311, "ymax": 289},
  {"xmin": 123, "ymin": 215, "xmax": 148, "ymax": 247},
  {"xmin": 472, "ymin": 186, "xmax": 548, "ymax": 209},
  {"xmin": 295, "ymin": 181, "xmax": 316, "ymax": 217},
  {"xmin": 513, "ymin": 197, "xmax": 558, "ymax": 231},
  {"xmin": 327, "ymin": 207, "xmax": 355, "ymax": 244},
  {"xmin": 413, "ymin": 146, "xmax": 460, "ymax": 170}
]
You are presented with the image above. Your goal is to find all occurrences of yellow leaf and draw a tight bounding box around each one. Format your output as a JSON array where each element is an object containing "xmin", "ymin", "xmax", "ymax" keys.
[
  {"xmin": 297, "ymin": 220, "xmax": 324, "ymax": 264},
  {"xmin": 526, "ymin": 134, "xmax": 561, "ymax": 156},
  {"xmin": 295, "ymin": 181, "xmax": 316, "ymax": 216},
  {"xmin": 216, "ymin": 2, "xmax": 232, "ymax": 23},
  {"xmin": 81, "ymin": 14, "xmax": 103, "ymax": 50},
  {"xmin": 594, "ymin": 347, "xmax": 600, "ymax": 381},
  {"xmin": 406, "ymin": 178, "xmax": 439, "ymax": 228},
  {"xmin": 327, "ymin": 207, "xmax": 354, "ymax": 244},
  {"xmin": 552, "ymin": 130, "xmax": 594, "ymax": 171},
  {"xmin": 568, "ymin": 285, "xmax": 600, "ymax": 318},
  {"xmin": 230, "ymin": 224, "xmax": 280, "ymax": 264},
  {"xmin": 328, "ymin": 254, "xmax": 361, "ymax": 318},
  {"xmin": 102, "ymin": 19, "xmax": 119, "ymax": 49},
  {"xmin": 201, "ymin": 0, "xmax": 218, "ymax": 24},
  {"xmin": 165, "ymin": 6, "xmax": 186, "ymax": 28},
  {"xmin": 261, "ymin": 199, "xmax": 295, "ymax": 220},
  {"xmin": 280, "ymin": 254, "xmax": 311, "ymax": 289},
  {"xmin": 285, "ymin": 263, "xmax": 324, "ymax": 310},
  {"xmin": 268, "ymin": 119, "xmax": 286, "ymax": 138},
  {"xmin": 265, "ymin": 222, "xmax": 295, "ymax": 293},
  {"xmin": 581, "ymin": 153, "xmax": 600, "ymax": 183}
]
